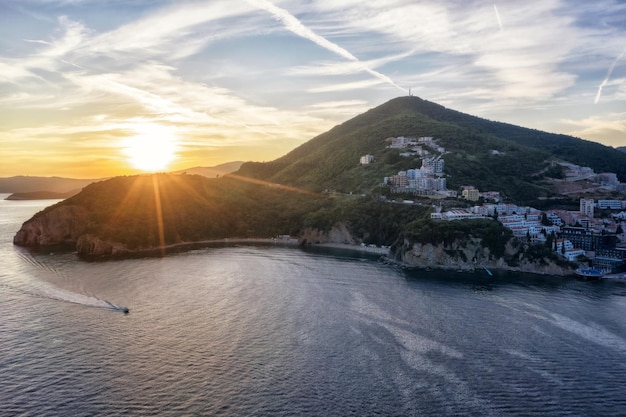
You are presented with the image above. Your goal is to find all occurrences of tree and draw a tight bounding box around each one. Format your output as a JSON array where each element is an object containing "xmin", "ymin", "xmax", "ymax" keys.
[
  {"xmin": 617, "ymin": 224, "xmax": 624, "ymax": 235},
  {"xmin": 541, "ymin": 212, "xmax": 551, "ymax": 226},
  {"xmin": 546, "ymin": 231, "xmax": 554, "ymax": 249}
]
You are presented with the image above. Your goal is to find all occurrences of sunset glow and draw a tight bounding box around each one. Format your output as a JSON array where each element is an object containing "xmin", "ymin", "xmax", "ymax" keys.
[
  {"xmin": 1, "ymin": 1, "xmax": 625, "ymax": 178},
  {"xmin": 123, "ymin": 124, "xmax": 179, "ymax": 173}
]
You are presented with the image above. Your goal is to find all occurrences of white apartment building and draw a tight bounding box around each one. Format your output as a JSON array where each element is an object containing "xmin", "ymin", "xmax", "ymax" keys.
[
  {"xmin": 597, "ymin": 200, "xmax": 626, "ymax": 210},
  {"xmin": 360, "ymin": 154, "xmax": 374, "ymax": 165},
  {"xmin": 580, "ymin": 198, "xmax": 595, "ymax": 218}
]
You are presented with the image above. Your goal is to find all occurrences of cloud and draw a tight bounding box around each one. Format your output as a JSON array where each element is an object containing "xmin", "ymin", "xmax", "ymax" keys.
[
  {"xmin": 2, "ymin": 0, "xmax": 626, "ymax": 176},
  {"xmin": 493, "ymin": 4, "xmax": 503, "ymax": 31},
  {"xmin": 595, "ymin": 47, "xmax": 626, "ymax": 104},
  {"xmin": 563, "ymin": 113, "xmax": 626, "ymax": 147},
  {"xmin": 246, "ymin": 0, "xmax": 406, "ymax": 93}
]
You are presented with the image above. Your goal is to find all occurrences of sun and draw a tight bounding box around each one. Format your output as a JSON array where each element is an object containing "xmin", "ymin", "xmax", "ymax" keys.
[{"xmin": 123, "ymin": 123, "xmax": 179, "ymax": 172}]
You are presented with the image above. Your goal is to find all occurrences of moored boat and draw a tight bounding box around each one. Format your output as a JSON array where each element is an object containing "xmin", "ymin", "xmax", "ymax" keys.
[{"xmin": 575, "ymin": 268, "xmax": 604, "ymax": 279}]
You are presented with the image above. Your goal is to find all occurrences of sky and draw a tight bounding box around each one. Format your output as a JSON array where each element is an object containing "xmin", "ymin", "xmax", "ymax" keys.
[{"xmin": 1, "ymin": 0, "xmax": 625, "ymax": 178}]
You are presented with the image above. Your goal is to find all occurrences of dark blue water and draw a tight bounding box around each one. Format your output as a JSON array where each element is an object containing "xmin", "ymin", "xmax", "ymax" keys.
[{"xmin": 1, "ymin": 196, "xmax": 626, "ymax": 416}]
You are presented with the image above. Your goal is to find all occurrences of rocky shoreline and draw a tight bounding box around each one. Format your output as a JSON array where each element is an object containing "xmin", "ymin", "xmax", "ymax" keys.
[{"xmin": 13, "ymin": 205, "xmax": 576, "ymax": 276}]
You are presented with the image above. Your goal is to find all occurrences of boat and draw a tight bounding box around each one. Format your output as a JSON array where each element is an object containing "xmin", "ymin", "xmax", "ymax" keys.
[{"xmin": 575, "ymin": 268, "xmax": 604, "ymax": 279}]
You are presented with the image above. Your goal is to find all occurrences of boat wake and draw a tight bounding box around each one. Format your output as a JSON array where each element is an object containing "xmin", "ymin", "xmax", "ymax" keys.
[{"xmin": 4, "ymin": 252, "xmax": 130, "ymax": 314}]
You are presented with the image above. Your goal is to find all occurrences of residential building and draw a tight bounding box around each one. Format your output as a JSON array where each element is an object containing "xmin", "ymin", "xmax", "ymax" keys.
[
  {"xmin": 545, "ymin": 211, "xmax": 564, "ymax": 226},
  {"xmin": 597, "ymin": 200, "xmax": 626, "ymax": 210},
  {"xmin": 559, "ymin": 227, "xmax": 594, "ymax": 251},
  {"xmin": 462, "ymin": 186, "xmax": 479, "ymax": 201},
  {"xmin": 481, "ymin": 191, "xmax": 501, "ymax": 202},
  {"xmin": 422, "ymin": 156, "xmax": 444, "ymax": 174},
  {"xmin": 360, "ymin": 154, "xmax": 374, "ymax": 165},
  {"xmin": 580, "ymin": 198, "xmax": 595, "ymax": 218}
]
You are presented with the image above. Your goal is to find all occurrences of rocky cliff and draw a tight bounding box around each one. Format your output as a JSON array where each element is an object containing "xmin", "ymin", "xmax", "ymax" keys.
[
  {"xmin": 75, "ymin": 234, "xmax": 130, "ymax": 257},
  {"xmin": 14, "ymin": 204, "xmax": 139, "ymax": 257},
  {"xmin": 13, "ymin": 205, "xmax": 90, "ymax": 247},
  {"xmin": 396, "ymin": 237, "xmax": 575, "ymax": 276},
  {"xmin": 298, "ymin": 223, "xmax": 357, "ymax": 245}
]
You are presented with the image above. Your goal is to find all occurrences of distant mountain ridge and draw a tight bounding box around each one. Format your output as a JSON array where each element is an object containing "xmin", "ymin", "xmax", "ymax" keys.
[
  {"xmin": 169, "ymin": 161, "xmax": 244, "ymax": 177},
  {"xmin": 617, "ymin": 146, "xmax": 626, "ymax": 153},
  {"xmin": 0, "ymin": 162, "xmax": 244, "ymax": 195},
  {"xmin": 0, "ymin": 176, "xmax": 98, "ymax": 194},
  {"xmin": 237, "ymin": 96, "xmax": 626, "ymax": 203}
]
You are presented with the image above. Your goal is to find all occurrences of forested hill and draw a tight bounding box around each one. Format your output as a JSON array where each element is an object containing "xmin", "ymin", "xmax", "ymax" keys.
[{"xmin": 237, "ymin": 96, "xmax": 626, "ymax": 203}]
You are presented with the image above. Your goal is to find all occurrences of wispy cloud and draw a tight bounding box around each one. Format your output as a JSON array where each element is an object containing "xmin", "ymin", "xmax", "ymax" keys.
[
  {"xmin": 1, "ymin": 0, "xmax": 626, "ymax": 176},
  {"xmin": 594, "ymin": 47, "xmax": 626, "ymax": 104},
  {"xmin": 246, "ymin": 0, "xmax": 406, "ymax": 93},
  {"xmin": 493, "ymin": 4, "xmax": 503, "ymax": 31}
]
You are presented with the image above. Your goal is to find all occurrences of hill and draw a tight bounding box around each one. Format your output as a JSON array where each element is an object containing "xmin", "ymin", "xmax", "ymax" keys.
[
  {"xmin": 0, "ymin": 176, "xmax": 98, "ymax": 194},
  {"xmin": 13, "ymin": 172, "xmax": 569, "ymax": 274},
  {"xmin": 169, "ymin": 161, "xmax": 244, "ymax": 177},
  {"xmin": 237, "ymin": 96, "xmax": 626, "ymax": 204},
  {"xmin": 5, "ymin": 190, "xmax": 79, "ymax": 200},
  {"xmin": 617, "ymin": 146, "xmax": 626, "ymax": 153},
  {"xmin": 0, "ymin": 162, "xmax": 243, "ymax": 196},
  {"xmin": 13, "ymin": 173, "xmax": 436, "ymax": 257}
]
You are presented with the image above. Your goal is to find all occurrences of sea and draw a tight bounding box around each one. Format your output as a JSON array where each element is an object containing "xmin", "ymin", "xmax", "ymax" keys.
[{"xmin": 1, "ymin": 195, "xmax": 626, "ymax": 417}]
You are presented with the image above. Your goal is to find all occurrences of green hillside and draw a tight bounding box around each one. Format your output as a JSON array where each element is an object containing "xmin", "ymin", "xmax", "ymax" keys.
[
  {"xmin": 36, "ymin": 174, "xmax": 330, "ymax": 250},
  {"xmin": 19, "ymin": 173, "xmax": 437, "ymax": 252},
  {"xmin": 237, "ymin": 96, "xmax": 626, "ymax": 204}
]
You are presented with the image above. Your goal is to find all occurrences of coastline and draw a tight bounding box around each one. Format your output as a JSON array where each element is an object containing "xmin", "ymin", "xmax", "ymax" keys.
[
  {"xmin": 308, "ymin": 242, "xmax": 390, "ymax": 256},
  {"xmin": 77, "ymin": 237, "xmax": 301, "ymax": 261},
  {"xmin": 43, "ymin": 234, "xmax": 579, "ymax": 278},
  {"xmin": 77, "ymin": 237, "xmax": 391, "ymax": 261}
]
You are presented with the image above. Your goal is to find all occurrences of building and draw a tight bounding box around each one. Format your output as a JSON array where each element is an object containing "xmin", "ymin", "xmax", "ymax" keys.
[
  {"xmin": 387, "ymin": 136, "xmax": 417, "ymax": 149},
  {"xmin": 360, "ymin": 154, "xmax": 374, "ymax": 165},
  {"xmin": 385, "ymin": 157, "xmax": 447, "ymax": 194},
  {"xmin": 431, "ymin": 209, "xmax": 487, "ymax": 221},
  {"xmin": 559, "ymin": 227, "xmax": 619, "ymax": 252},
  {"xmin": 481, "ymin": 191, "xmax": 501, "ymax": 202},
  {"xmin": 462, "ymin": 186, "xmax": 480, "ymax": 201},
  {"xmin": 545, "ymin": 211, "xmax": 564, "ymax": 226},
  {"xmin": 580, "ymin": 198, "xmax": 594, "ymax": 218},
  {"xmin": 597, "ymin": 200, "xmax": 626, "ymax": 210},
  {"xmin": 559, "ymin": 227, "xmax": 594, "ymax": 251},
  {"xmin": 593, "ymin": 246, "xmax": 626, "ymax": 273},
  {"xmin": 422, "ymin": 156, "xmax": 444, "ymax": 174},
  {"xmin": 555, "ymin": 239, "xmax": 586, "ymax": 262}
]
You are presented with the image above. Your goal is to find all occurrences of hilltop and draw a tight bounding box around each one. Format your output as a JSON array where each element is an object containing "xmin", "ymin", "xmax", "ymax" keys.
[{"xmin": 237, "ymin": 96, "xmax": 626, "ymax": 205}]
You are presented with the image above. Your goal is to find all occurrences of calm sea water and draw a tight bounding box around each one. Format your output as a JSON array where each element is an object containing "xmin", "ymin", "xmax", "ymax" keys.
[{"xmin": 1, "ymin": 195, "xmax": 626, "ymax": 416}]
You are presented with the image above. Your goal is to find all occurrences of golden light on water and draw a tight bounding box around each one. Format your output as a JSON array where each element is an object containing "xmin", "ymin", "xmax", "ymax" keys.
[{"xmin": 123, "ymin": 123, "xmax": 179, "ymax": 172}]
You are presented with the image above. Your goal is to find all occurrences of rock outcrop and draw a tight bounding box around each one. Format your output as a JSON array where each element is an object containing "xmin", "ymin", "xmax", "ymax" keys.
[
  {"xmin": 13, "ymin": 205, "xmax": 90, "ymax": 247},
  {"xmin": 298, "ymin": 223, "xmax": 357, "ymax": 245},
  {"xmin": 397, "ymin": 237, "xmax": 575, "ymax": 276},
  {"xmin": 76, "ymin": 234, "xmax": 129, "ymax": 257}
]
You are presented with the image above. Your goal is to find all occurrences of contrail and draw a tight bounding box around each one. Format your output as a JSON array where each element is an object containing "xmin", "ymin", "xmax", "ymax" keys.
[
  {"xmin": 493, "ymin": 4, "xmax": 503, "ymax": 31},
  {"xmin": 595, "ymin": 47, "xmax": 626, "ymax": 104},
  {"xmin": 247, "ymin": 0, "xmax": 407, "ymax": 93}
]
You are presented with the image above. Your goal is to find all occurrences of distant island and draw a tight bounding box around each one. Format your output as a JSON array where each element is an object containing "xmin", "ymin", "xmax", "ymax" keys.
[
  {"xmin": 5, "ymin": 190, "xmax": 79, "ymax": 200},
  {"xmin": 13, "ymin": 97, "xmax": 626, "ymax": 276}
]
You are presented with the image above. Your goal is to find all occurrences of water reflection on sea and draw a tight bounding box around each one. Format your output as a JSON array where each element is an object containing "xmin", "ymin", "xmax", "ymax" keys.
[{"xmin": 1, "ymin": 196, "xmax": 625, "ymax": 416}]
